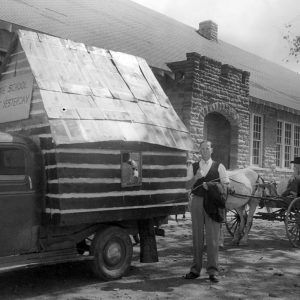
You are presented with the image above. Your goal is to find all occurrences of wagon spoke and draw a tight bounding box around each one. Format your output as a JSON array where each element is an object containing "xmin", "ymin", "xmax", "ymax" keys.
[
  {"xmin": 289, "ymin": 225, "xmax": 297, "ymax": 236},
  {"xmin": 292, "ymin": 230, "xmax": 300, "ymax": 243},
  {"xmin": 292, "ymin": 230, "xmax": 300, "ymax": 242},
  {"xmin": 228, "ymin": 219, "xmax": 238, "ymax": 230},
  {"xmin": 285, "ymin": 197, "xmax": 300, "ymax": 248},
  {"xmin": 226, "ymin": 209, "xmax": 244, "ymax": 237}
]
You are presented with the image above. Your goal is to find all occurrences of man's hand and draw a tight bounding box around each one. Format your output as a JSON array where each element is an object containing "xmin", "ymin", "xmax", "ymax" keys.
[{"xmin": 202, "ymin": 182, "xmax": 208, "ymax": 190}]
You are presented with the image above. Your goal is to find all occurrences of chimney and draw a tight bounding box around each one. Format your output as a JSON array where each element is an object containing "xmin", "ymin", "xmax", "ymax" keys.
[{"xmin": 197, "ymin": 20, "xmax": 218, "ymax": 42}]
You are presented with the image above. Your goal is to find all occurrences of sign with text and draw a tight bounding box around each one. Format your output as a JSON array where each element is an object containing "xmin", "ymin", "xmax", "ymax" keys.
[{"xmin": 0, "ymin": 74, "xmax": 33, "ymax": 123}]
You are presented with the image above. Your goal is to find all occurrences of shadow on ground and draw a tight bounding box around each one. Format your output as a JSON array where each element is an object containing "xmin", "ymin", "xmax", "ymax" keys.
[{"xmin": 0, "ymin": 216, "xmax": 299, "ymax": 299}]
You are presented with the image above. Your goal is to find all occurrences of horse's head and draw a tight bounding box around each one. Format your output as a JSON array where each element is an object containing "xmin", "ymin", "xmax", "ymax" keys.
[
  {"xmin": 263, "ymin": 180, "xmax": 278, "ymax": 197},
  {"xmin": 255, "ymin": 176, "xmax": 278, "ymax": 204}
]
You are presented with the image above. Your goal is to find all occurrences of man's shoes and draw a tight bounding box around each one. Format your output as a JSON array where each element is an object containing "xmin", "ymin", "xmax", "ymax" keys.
[
  {"xmin": 184, "ymin": 272, "xmax": 199, "ymax": 279},
  {"xmin": 209, "ymin": 275, "xmax": 219, "ymax": 283}
]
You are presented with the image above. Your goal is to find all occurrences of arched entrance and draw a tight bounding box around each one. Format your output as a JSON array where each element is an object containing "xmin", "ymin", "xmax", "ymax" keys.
[{"xmin": 204, "ymin": 112, "xmax": 231, "ymax": 168}]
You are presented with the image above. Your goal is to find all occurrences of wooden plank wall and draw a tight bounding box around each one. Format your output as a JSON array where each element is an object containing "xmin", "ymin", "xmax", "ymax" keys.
[
  {"xmin": 0, "ymin": 41, "xmax": 51, "ymax": 140},
  {"xmin": 45, "ymin": 148, "xmax": 188, "ymax": 226}
]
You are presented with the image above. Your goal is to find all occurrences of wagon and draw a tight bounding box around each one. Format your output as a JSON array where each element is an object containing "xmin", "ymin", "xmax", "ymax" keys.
[{"xmin": 226, "ymin": 192, "xmax": 300, "ymax": 248}]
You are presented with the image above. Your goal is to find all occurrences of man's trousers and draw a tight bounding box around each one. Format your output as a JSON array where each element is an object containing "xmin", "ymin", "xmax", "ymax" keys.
[{"xmin": 189, "ymin": 193, "xmax": 220, "ymax": 276}]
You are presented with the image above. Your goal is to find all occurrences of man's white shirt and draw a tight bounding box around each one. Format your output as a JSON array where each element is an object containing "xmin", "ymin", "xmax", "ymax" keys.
[{"xmin": 187, "ymin": 158, "xmax": 229, "ymax": 185}]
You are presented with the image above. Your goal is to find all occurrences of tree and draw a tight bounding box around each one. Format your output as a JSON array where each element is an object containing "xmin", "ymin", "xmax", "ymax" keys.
[{"xmin": 283, "ymin": 23, "xmax": 300, "ymax": 63}]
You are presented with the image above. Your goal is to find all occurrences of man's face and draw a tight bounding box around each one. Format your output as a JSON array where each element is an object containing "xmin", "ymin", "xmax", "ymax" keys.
[
  {"xmin": 293, "ymin": 163, "xmax": 300, "ymax": 176},
  {"xmin": 200, "ymin": 142, "xmax": 213, "ymax": 161}
]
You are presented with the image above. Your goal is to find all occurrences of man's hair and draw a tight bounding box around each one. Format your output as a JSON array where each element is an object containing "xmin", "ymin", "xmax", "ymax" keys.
[{"xmin": 200, "ymin": 140, "xmax": 212, "ymax": 148}]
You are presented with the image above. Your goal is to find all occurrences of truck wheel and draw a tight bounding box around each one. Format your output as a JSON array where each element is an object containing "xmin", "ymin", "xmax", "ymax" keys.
[{"xmin": 90, "ymin": 226, "xmax": 133, "ymax": 281}]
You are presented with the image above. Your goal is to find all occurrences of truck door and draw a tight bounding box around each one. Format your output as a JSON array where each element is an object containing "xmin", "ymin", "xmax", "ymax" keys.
[{"xmin": 0, "ymin": 145, "xmax": 37, "ymax": 256}]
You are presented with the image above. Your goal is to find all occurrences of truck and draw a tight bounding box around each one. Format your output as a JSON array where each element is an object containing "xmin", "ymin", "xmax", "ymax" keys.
[{"xmin": 0, "ymin": 30, "xmax": 195, "ymax": 280}]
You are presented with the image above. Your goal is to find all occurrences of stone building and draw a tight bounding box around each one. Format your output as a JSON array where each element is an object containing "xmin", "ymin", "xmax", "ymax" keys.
[{"xmin": 0, "ymin": 0, "xmax": 299, "ymax": 183}]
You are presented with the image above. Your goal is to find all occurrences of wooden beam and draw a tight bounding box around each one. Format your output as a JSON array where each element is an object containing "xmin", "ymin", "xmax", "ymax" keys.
[{"xmin": 138, "ymin": 218, "xmax": 158, "ymax": 263}]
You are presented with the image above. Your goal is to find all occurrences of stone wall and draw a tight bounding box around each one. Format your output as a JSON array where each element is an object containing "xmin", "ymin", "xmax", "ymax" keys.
[
  {"xmin": 249, "ymin": 100, "xmax": 300, "ymax": 184},
  {"xmin": 156, "ymin": 52, "xmax": 300, "ymax": 189},
  {"xmin": 166, "ymin": 52, "xmax": 251, "ymax": 169}
]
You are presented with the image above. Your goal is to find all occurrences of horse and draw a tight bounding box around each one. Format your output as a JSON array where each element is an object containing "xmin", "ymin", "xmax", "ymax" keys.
[{"xmin": 225, "ymin": 168, "xmax": 277, "ymax": 246}]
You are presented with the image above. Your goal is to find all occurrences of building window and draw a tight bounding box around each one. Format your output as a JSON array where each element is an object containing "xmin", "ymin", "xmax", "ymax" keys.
[
  {"xmin": 294, "ymin": 125, "xmax": 300, "ymax": 158},
  {"xmin": 284, "ymin": 123, "xmax": 292, "ymax": 168},
  {"xmin": 276, "ymin": 121, "xmax": 283, "ymax": 167},
  {"xmin": 121, "ymin": 151, "xmax": 142, "ymax": 187},
  {"xmin": 251, "ymin": 114, "xmax": 263, "ymax": 166},
  {"xmin": 276, "ymin": 121, "xmax": 300, "ymax": 169}
]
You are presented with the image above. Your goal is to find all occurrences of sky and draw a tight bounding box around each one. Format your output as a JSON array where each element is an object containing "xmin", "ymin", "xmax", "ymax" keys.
[{"xmin": 131, "ymin": 0, "xmax": 300, "ymax": 73}]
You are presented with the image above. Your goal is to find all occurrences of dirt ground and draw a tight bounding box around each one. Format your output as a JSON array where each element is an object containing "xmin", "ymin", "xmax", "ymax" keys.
[{"xmin": 0, "ymin": 213, "xmax": 299, "ymax": 300}]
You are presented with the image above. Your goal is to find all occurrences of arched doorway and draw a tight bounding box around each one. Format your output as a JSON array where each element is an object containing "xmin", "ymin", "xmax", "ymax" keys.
[{"xmin": 204, "ymin": 112, "xmax": 231, "ymax": 168}]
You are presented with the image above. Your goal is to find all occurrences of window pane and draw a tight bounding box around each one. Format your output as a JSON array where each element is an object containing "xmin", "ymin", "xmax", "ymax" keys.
[
  {"xmin": 276, "ymin": 144, "xmax": 282, "ymax": 167},
  {"xmin": 252, "ymin": 115, "xmax": 262, "ymax": 165},
  {"xmin": 252, "ymin": 140, "xmax": 260, "ymax": 165},
  {"xmin": 294, "ymin": 125, "xmax": 300, "ymax": 149},
  {"xmin": 284, "ymin": 145, "xmax": 291, "ymax": 168},
  {"xmin": 0, "ymin": 148, "xmax": 25, "ymax": 176},
  {"xmin": 285, "ymin": 123, "xmax": 292, "ymax": 145},
  {"xmin": 276, "ymin": 121, "xmax": 282, "ymax": 144},
  {"xmin": 294, "ymin": 147, "xmax": 300, "ymax": 158},
  {"xmin": 276, "ymin": 121, "xmax": 283, "ymax": 167},
  {"xmin": 121, "ymin": 152, "xmax": 142, "ymax": 187},
  {"xmin": 253, "ymin": 115, "xmax": 261, "ymax": 140}
]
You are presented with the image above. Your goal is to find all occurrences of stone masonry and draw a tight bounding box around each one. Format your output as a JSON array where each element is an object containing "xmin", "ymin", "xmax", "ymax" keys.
[{"xmin": 165, "ymin": 52, "xmax": 250, "ymax": 169}]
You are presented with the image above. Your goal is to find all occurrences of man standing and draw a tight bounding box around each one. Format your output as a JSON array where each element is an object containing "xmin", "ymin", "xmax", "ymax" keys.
[{"xmin": 184, "ymin": 140, "xmax": 230, "ymax": 283}]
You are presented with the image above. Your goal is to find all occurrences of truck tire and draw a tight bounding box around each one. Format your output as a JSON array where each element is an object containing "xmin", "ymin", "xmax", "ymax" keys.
[{"xmin": 90, "ymin": 226, "xmax": 133, "ymax": 281}]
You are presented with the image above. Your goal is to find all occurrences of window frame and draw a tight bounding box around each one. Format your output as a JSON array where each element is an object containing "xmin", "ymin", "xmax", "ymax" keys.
[
  {"xmin": 276, "ymin": 120, "xmax": 283, "ymax": 168},
  {"xmin": 250, "ymin": 113, "xmax": 263, "ymax": 166},
  {"xmin": 284, "ymin": 122, "xmax": 292, "ymax": 168},
  {"xmin": 275, "ymin": 120, "xmax": 300, "ymax": 169},
  {"xmin": 120, "ymin": 151, "xmax": 142, "ymax": 188},
  {"xmin": 0, "ymin": 144, "xmax": 29, "ymax": 186},
  {"xmin": 294, "ymin": 124, "xmax": 300, "ymax": 159}
]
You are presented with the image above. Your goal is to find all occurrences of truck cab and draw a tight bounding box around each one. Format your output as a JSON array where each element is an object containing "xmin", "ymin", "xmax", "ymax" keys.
[{"xmin": 0, "ymin": 132, "xmax": 44, "ymax": 257}]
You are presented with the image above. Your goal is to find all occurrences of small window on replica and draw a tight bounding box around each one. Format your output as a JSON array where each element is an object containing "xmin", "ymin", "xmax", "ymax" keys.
[{"xmin": 121, "ymin": 152, "xmax": 141, "ymax": 187}]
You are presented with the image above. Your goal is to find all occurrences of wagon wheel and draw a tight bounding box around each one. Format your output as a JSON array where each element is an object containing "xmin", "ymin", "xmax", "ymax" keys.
[
  {"xmin": 285, "ymin": 197, "xmax": 300, "ymax": 248},
  {"xmin": 225, "ymin": 207, "xmax": 249, "ymax": 237}
]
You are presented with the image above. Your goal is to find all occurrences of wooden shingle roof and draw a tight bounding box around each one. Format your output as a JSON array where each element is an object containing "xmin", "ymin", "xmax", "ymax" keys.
[
  {"xmin": 0, "ymin": 0, "xmax": 299, "ymax": 111},
  {"xmin": 10, "ymin": 30, "xmax": 194, "ymax": 151}
]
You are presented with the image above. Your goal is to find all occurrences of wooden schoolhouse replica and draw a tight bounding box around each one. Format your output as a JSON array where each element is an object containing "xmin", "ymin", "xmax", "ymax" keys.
[{"xmin": 0, "ymin": 29, "xmax": 194, "ymax": 279}]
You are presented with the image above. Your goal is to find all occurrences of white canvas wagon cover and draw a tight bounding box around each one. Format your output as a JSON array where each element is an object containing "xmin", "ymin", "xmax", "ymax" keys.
[{"xmin": 2, "ymin": 30, "xmax": 194, "ymax": 151}]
